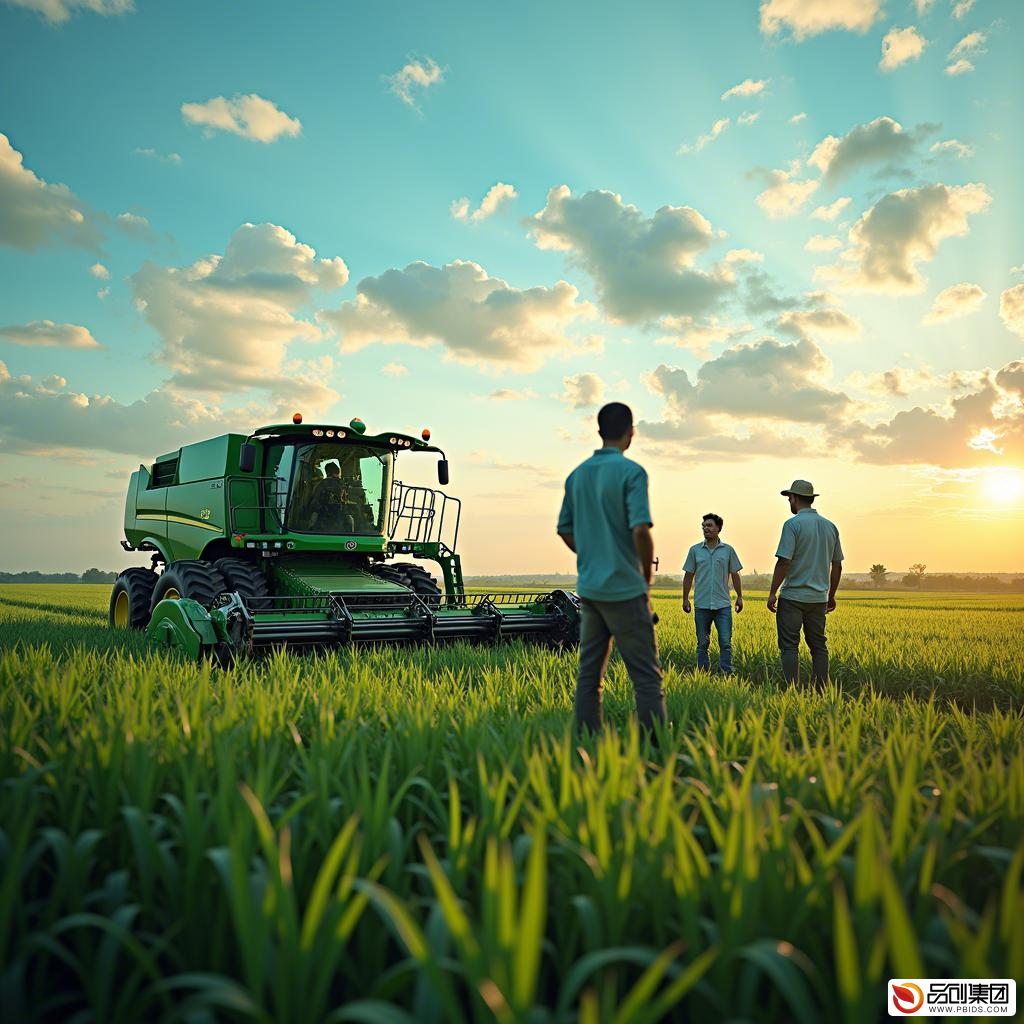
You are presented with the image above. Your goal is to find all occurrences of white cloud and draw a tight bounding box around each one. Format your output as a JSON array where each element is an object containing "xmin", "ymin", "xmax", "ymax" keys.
[
  {"xmin": 721, "ymin": 78, "xmax": 768, "ymax": 100},
  {"xmin": 945, "ymin": 59, "xmax": 974, "ymax": 75},
  {"xmin": 753, "ymin": 163, "xmax": 820, "ymax": 218},
  {"xmin": 655, "ymin": 315, "xmax": 752, "ymax": 358},
  {"xmin": 724, "ymin": 248, "xmax": 765, "ymax": 263},
  {"xmin": 847, "ymin": 366, "xmax": 939, "ymax": 397},
  {"xmin": 4, "ymin": 0, "xmax": 132, "ymax": 25},
  {"xmin": 790, "ymin": 111, "xmax": 808, "ymax": 123},
  {"xmin": 808, "ymin": 116, "xmax": 932, "ymax": 183},
  {"xmin": 131, "ymin": 222, "xmax": 348, "ymax": 405},
  {"xmin": 0, "ymin": 133, "xmax": 98, "ymax": 250},
  {"xmin": 90, "ymin": 262, "xmax": 109, "ymax": 279},
  {"xmin": 488, "ymin": 388, "xmax": 537, "ymax": 402},
  {"xmin": 952, "ymin": 0, "xmax": 976, "ymax": 19},
  {"xmin": 1001, "ymin": 284, "xmax": 1024, "ymax": 338},
  {"xmin": 322, "ymin": 259, "xmax": 590, "ymax": 371},
  {"xmin": 678, "ymin": 117, "xmax": 730, "ymax": 153},
  {"xmin": 381, "ymin": 362, "xmax": 407, "ymax": 377},
  {"xmin": 560, "ymin": 372, "xmax": 605, "ymax": 409},
  {"xmin": 0, "ymin": 320, "xmax": 101, "ymax": 349},
  {"xmin": 805, "ymin": 234, "xmax": 842, "ymax": 252},
  {"xmin": 181, "ymin": 94, "xmax": 302, "ymax": 143},
  {"xmin": 914, "ymin": 0, "xmax": 935, "ymax": 12},
  {"xmin": 922, "ymin": 282, "xmax": 986, "ymax": 324},
  {"xmin": 134, "ymin": 147, "xmax": 181, "ymax": 165},
  {"xmin": 386, "ymin": 57, "xmax": 444, "ymax": 109},
  {"xmin": 759, "ymin": 0, "xmax": 883, "ymax": 39},
  {"xmin": 810, "ymin": 196, "xmax": 852, "ymax": 221},
  {"xmin": 774, "ymin": 305, "xmax": 862, "ymax": 342},
  {"xmin": 930, "ymin": 138, "xmax": 974, "ymax": 158},
  {"xmin": 950, "ymin": 30, "xmax": 986, "ymax": 57},
  {"xmin": 116, "ymin": 211, "xmax": 153, "ymax": 240},
  {"xmin": 450, "ymin": 182, "xmax": 518, "ymax": 222},
  {"xmin": 738, "ymin": 111, "xmax": 761, "ymax": 126},
  {"xmin": 528, "ymin": 185, "xmax": 732, "ymax": 322},
  {"xmin": 880, "ymin": 26, "xmax": 928, "ymax": 70},
  {"xmin": 818, "ymin": 182, "xmax": 991, "ymax": 293}
]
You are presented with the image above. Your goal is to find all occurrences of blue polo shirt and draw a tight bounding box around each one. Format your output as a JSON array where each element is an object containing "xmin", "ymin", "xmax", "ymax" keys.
[
  {"xmin": 557, "ymin": 447, "xmax": 652, "ymax": 602},
  {"xmin": 775, "ymin": 508, "xmax": 844, "ymax": 603},
  {"xmin": 683, "ymin": 541, "xmax": 742, "ymax": 609}
]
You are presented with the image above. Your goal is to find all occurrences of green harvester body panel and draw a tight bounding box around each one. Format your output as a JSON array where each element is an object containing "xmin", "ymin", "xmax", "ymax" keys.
[{"xmin": 121, "ymin": 416, "xmax": 580, "ymax": 658}]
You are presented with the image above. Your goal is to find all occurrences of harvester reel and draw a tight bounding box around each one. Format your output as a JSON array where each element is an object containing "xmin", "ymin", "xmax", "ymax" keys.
[
  {"xmin": 109, "ymin": 567, "xmax": 158, "ymax": 629},
  {"xmin": 149, "ymin": 560, "xmax": 227, "ymax": 614}
]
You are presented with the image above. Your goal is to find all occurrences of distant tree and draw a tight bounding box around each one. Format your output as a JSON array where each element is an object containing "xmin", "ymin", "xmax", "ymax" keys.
[
  {"xmin": 909, "ymin": 563, "xmax": 927, "ymax": 579},
  {"xmin": 869, "ymin": 563, "xmax": 888, "ymax": 587},
  {"xmin": 81, "ymin": 568, "xmax": 116, "ymax": 584},
  {"xmin": 902, "ymin": 573, "xmax": 920, "ymax": 588}
]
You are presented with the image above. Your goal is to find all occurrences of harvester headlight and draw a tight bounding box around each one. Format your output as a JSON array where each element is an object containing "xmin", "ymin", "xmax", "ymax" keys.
[
  {"xmin": 312, "ymin": 429, "xmax": 324, "ymax": 437},
  {"xmin": 389, "ymin": 437, "xmax": 396, "ymax": 444},
  {"xmin": 325, "ymin": 430, "xmax": 335, "ymax": 437},
  {"xmin": 337, "ymin": 430, "xmax": 346, "ymax": 438}
]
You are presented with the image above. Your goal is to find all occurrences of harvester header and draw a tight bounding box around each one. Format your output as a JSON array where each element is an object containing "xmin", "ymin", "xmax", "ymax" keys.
[{"xmin": 110, "ymin": 415, "xmax": 579, "ymax": 660}]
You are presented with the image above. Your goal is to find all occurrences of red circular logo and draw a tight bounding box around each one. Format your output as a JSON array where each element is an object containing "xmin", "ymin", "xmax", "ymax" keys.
[{"xmin": 891, "ymin": 982, "xmax": 924, "ymax": 1014}]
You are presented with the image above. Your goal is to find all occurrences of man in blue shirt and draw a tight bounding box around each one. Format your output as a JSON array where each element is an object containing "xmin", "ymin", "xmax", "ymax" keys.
[
  {"xmin": 557, "ymin": 402, "xmax": 666, "ymax": 733},
  {"xmin": 682, "ymin": 513, "xmax": 743, "ymax": 674},
  {"xmin": 767, "ymin": 480, "xmax": 845, "ymax": 687}
]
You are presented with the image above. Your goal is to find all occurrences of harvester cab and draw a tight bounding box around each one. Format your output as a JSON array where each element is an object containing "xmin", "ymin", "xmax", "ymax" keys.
[{"xmin": 111, "ymin": 415, "xmax": 579, "ymax": 659}]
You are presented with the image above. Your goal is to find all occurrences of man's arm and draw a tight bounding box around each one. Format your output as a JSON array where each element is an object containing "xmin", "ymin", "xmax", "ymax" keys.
[
  {"xmin": 633, "ymin": 524, "xmax": 654, "ymax": 585},
  {"xmin": 827, "ymin": 560, "xmax": 842, "ymax": 612},
  {"xmin": 682, "ymin": 570, "xmax": 694, "ymax": 613},
  {"xmin": 731, "ymin": 571, "xmax": 743, "ymax": 612},
  {"xmin": 767, "ymin": 557, "xmax": 791, "ymax": 613},
  {"xmin": 558, "ymin": 532, "xmax": 577, "ymax": 553}
]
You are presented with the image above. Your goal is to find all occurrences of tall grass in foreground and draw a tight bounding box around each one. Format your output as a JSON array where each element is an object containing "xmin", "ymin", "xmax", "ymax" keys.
[{"xmin": 0, "ymin": 586, "xmax": 1022, "ymax": 1022}]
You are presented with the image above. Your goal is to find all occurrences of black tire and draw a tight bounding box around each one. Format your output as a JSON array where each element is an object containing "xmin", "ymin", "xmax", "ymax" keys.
[
  {"xmin": 109, "ymin": 568, "xmax": 158, "ymax": 629},
  {"xmin": 214, "ymin": 558, "xmax": 271, "ymax": 611},
  {"xmin": 150, "ymin": 560, "xmax": 227, "ymax": 614},
  {"xmin": 388, "ymin": 562, "xmax": 443, "ymax": 607}
]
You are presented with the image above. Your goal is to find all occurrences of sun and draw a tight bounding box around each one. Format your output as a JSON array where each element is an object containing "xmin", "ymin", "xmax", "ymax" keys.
[{"xmin": 983, "ymin": 470, "xmax": 1023, "ymax": 504}]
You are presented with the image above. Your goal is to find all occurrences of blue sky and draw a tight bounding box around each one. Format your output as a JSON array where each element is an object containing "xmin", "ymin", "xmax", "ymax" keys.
[{"xmin": 1, "ymin": 0, "xmax": 1022, "ymax": 574}]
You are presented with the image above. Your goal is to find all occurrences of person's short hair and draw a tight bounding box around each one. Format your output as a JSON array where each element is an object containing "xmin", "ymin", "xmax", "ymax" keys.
[
  {"xmin": 597, "ymin": 402, "xmax": 633, "ymax": 440},
  {"xmin": 325, "ymin": 462, "xmax": 340, "ymax": 476},
  {"xmin": 702, "ymin": 512, "xmax": 724, "ymax": 530}
]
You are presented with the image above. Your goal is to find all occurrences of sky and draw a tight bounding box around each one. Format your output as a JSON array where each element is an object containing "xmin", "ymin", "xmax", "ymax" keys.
[{"xmin": 1, "ymin": 0, "xmax": 1022, "ymax": 577}]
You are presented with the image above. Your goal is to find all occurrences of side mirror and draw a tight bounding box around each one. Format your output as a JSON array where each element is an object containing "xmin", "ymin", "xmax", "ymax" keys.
[
  {"xmin": 239, "ymin": 443, "xmax": 257, "ymax": 473},
  {"xmin": 437, "ymin": 459, "xmax": 449, "ymax": 486}
]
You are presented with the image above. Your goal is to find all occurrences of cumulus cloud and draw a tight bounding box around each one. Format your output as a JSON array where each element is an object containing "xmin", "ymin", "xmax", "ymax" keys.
[
  {"xmin": 450, "ymin": 182, "xmax": 517, "ymax": 222},
  {"xmin": 774, "ymin": 304, "xmax": 862, "ymax": 343},
  {"xmin": 130, "ymin": 222, "xmax": 348, "ymax": 406},
  {"xmin": 817, "ymin": 182, "xmax": 991, "ymax": 293},
  {"xmin": 952, "ymin": 0, "xmax": 975, "ymax": 19},
  {"xmin": 759, "ymin": 0, "xmax": 882, "ymax": 39},
  {"xmin": 880, "ymin": 26, "xmax": 928, "ymax": 70},
  {"xmin": 945, "ymin": 58, "xmax": 974, "ymax": 75},
  {"xmin": 4, "ymin": 0, "xmax": 132, "ymax": 24},
  {"xmin": 1001, "ymin": 284, "xmax": 1024, "ymax": 338},
  {"xmin": 724, "ymin": 248, "xmax": 765, "ymax": 263},
  {"xmin": 945, "ymin": 30, "xmax": 985, "ymax": 74},
  {"xmin": 805, "ymin": 234, "xmax": 842, "ymax": 252},
  {"xmin": 738, "ymin": 112, "xmax": 761, "ymax": 126},
  {"xmin": 678, "ymin": 117, "xmax": 730, "ymax": 153},
  {"xmin": 0, "ymin": 133, "xmax": 98, "ymax": 250},
  {"xmin": 181, "ymin": 94, "xmax": 302, "ymax": 143},
  {"xmin": 381, "ymin": 362, "xmax": 407, "ymax": 377},
  {"xmin": 752, "ymin": 162, "xmax": 820, "ymax": 218},
  {"xmin": 721, "ymin": 78, "xmax": 768, "ymax": 100},
  {"xmin": 791, "ymin": 111, "xmax": 808, "ymax": 123},
  {"xmin": 321, "ymin": 259, "xmax": 590, "ymax": 371},
  {"xmin": 116, "ymin": 211, "xmax": 154, "ymax": 241},
  {"xmin": 847, "ymin": 366, "xmax": 939, "ymax": 397},
  {"xmin": 528, "ymin": 185, "xmax": 731, "ymax": 322},
  {"xmin": 0, "ymin": 361, "xmax": 239, "ymax": 457},
  {"xmin": 655, "ymin": 315, "xmax": 752, "ymax": 358},
  {"xmin": 560, "ymin": 372, "xmax": 605, "ymax": 409},
  {"xmin": 930, "ymin": 138, "xmax": 973, "ymax": 158},
  {"xmin": 922, "ymin": 282, "xmax": 986, "ymax": 324},
  {"xmin": 90, "ymin": 262, "xmax": 109, "ymax": 279},
  {"xmin": 386, "ymin": 57, "xmax": 444, "ymax": 109},
  {"xmin": 808, "ymin": 117, "xmax": 934, "ymax": 184},
  {"xmin": 810, "ymin": 196, "xmax": 852, "ymax": 221},
  {"xmin": 0, "ymin": 320, "xmax": 101, "ymax": 349}
]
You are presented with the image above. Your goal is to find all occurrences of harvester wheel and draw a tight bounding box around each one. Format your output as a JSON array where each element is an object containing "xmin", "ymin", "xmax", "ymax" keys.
[
  {"xmin": 213, "ymin": 558, "xmax": 271, "ymax": 610},
  {"xmin": 109, "ymin": 568, "xmax": 158, "ymax": 629},
  {"xmin": 150, "ymin": 560, "xmax": 228, "ymax": 614},
  {"xmin": 389, "ymin": 562, "xmax": 442, "ymax": 608}
]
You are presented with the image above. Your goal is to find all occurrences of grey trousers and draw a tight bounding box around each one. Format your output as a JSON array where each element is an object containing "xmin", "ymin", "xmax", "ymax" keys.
[
  {"xmin": 776, "ymin": 597, "xmax": 829, "ymax": 686},
  {"xmin": 575, "ymin": 594, "xmax": 667, "ymax": 732}
]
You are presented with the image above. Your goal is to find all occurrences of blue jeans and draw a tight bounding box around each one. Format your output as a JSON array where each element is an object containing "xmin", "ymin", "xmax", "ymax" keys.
[{"xmin": 694, "ymin": 606, "xmax": 733, "ymax": 673}]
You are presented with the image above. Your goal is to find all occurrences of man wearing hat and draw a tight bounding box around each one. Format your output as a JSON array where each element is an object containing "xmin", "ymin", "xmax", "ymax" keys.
[{"xmin": 767, "ymin": 480, "xmax": 844, "ymax": 687}]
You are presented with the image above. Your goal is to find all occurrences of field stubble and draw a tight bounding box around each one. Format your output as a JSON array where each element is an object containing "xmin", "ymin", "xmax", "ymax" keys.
[{"xmin": 0, "ymin": 584, "xmax": 1022, "ymax": 1023}]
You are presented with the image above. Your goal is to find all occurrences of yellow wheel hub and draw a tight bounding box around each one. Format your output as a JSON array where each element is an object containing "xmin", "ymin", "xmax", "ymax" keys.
[
  {"xmin": 113, "ymin": 590, "xmax": 130, "ymax": 628},
  {"xmin": 163, "ymin": 587, "xmax": 181, "ymax": 601}
]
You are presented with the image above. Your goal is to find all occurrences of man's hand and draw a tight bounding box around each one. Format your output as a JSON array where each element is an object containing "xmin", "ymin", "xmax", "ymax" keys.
[
  {"xmin": 826, "ymin": 596, "xmax": 837, "ymax": 613},
  {"xmin": 682, "ymin": 598, "xmax": 691, "ymax": 613},
  {"xmin": 735, "ymin": 596, "xmax": 743, "ymax": 613},
  {"xmin": 767, "ymin": 594, "xmax": 778, "ymax": 613}
]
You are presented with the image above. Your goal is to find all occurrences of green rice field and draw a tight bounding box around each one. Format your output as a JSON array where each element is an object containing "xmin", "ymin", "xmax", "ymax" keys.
[{"xmin": 1, "ymin": 583, "xmax": 1022, "ymax": 1022}]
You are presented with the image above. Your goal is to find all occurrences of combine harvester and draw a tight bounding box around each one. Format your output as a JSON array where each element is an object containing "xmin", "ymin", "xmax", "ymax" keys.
[{"xmin": 110, "ymin": 415, "xmax": 580, "ymax": 660}]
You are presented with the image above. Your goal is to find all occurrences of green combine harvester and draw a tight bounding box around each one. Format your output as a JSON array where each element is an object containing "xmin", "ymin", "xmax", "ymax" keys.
[{"xmin": 110, "ymin": 415, "xmax": 580, "ymax": 660}]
